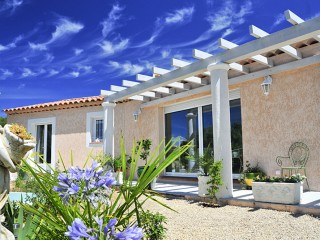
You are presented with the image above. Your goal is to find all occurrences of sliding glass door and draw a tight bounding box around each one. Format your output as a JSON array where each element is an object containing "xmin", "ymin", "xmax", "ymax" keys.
[{"xmin": 164, "ymin": 97, "xmax": 242, "ymax": 177}]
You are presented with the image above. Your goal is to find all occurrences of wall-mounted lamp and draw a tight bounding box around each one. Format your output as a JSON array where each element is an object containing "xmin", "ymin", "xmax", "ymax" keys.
[
  {"xmin": 133, "ymin": 108, "xmax": 141, "ymax": 122},
  {"xmin": 261, "ymin": 75, "xmax": 273, "ymax": 96}
]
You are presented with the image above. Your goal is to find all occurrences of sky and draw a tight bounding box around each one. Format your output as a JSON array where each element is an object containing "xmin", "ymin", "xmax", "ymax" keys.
[{"xmin": 0, "ymin": 0, "xmax": 319, "ymax": 117}]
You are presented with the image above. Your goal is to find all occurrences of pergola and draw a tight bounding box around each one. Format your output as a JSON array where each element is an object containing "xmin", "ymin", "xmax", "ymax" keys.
[{"xmin": 101, "ymin": 10, "xmax": 320, "ymax": 198}]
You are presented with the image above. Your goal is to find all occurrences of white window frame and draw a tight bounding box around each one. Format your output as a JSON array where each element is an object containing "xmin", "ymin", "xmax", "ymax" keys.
[
  {"xmin": 86, "ymin": 111, "xmax": 104, "ymax": 148},
  {"xmin": 28, "ymin": 117, "xmax": 56, "ymax": 171},
  {"xmin": 163, "ymin": 89, "xmax": 241, "ymax": 178}
]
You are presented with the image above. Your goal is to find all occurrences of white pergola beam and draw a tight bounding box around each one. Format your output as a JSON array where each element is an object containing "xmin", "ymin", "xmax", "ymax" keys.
[
  {"xmin": 172, "ymin": 58, "xmax": 191, "ymax": 68},
  {"xmin": 100, "ymin": 90, "xmax": 116, "ymax": 97},
  {"xmin": 285, "ymin": 10, "xmax": 320, "ymax": 42},
  {"xmin": 153, "ymin": 66, "xmax": 191, "ymax": 90},
  {"xmin": 219, "ymin": 38, "xmax": 273, "ymax": 67},
  {"xmin": 140, "ymin": 91, "xmax": 161, "ymax": 98},
  {"xmin": 250, "ymin": 25, "xmax": 302, "ymax": 59},
  {"xmin": 184, "ymin": 76, "xmax": 208, "ymax": 85},
  {"xmin": 105, "ymin": 17, "xmax": 320, "ymax": 102},
  {"xmin": 136, "ymin": 74, "xmax": 153, "ymax": 82},
  {"xmin": 285, "ymin": 10, "xmax": 304, "ymax": 25},
  {"xmin": 137, "ymin": 74, "xmax": 174, "ymax": 94},
  {"xmin": 153, "ymin": 87, "xmax": 175, "ymax": 94},
  {"xmin": 110, "ymin": 85, "xmax": 126, "ymax": 92},
  {"xmin": 153, "ymin": 66, "xmax": 170, "ymax": 75},
  {"xmin": 122, "ymin": 80, "xmax": 139, "ymax": 87},
  {"xmin": 193, "ymin": 49, "xmax": 212, "ymax": 60},
  {"xmin": 172, "ymin": 59, "xmax": 208, "ymax": 84},
  {"xmin": 129, "ymin": 95, "xmax": 150, "ymax": 101},
  {"xmin": 194, "ymin": 46, "xmax": 248, "ymax": 74},
  {"xmin": 229, "ymin": 62, "xmax": 249, "ymax": 74}
]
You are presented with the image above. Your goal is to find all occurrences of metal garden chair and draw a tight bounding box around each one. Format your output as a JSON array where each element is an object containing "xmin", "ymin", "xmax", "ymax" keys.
[{"xmin": 276, "ymin": 142, "xmax": 310, "ymax": 189}]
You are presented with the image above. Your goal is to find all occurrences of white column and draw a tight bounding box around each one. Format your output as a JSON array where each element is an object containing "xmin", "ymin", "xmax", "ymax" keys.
[
  {"xmin": 102, "ymin": 102, "xmax": 116, "ymax": 157},
  {"xmin": 207, "ymin": 62, "xmax": 233, "ymax": 198},
  {"xmin": 186, "ymin": 112, "xmax": 196, "ymax": 170}
]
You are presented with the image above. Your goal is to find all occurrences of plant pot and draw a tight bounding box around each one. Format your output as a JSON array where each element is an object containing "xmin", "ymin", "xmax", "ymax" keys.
[
  {"xmin": 112, "ymin": 171, "xmax": 123, "ymax": 185},
  {"xmin": 252, "ymin": 181, "xmax": 303, "ymax": 204},
  {"xmin": 198, "ymin": 176, "xmax": 210, "ymax": 196},
  {"xmin": 244, "ymin": 173, "xmax": 260, "ymax": 187},
  {"xmin": 150, "ymin": 178, "xmax": 157, "ymax": 190}
]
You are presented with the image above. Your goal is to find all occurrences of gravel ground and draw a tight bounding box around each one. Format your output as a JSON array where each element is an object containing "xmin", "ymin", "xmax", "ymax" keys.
[{"xmin": 143, "ymin": 197, "xmax": 320, "ymax": 240}]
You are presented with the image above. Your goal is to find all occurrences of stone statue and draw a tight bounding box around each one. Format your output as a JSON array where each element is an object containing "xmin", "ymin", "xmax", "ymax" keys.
[{"xmin": 0, "ymin": 124, "xmax": 36, "ymax": 239}]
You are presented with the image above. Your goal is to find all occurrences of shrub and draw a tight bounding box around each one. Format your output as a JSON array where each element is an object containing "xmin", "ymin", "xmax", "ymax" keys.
[{"xmin": 140, "ymin": 210, "xmax": 167, "ymax": 240}]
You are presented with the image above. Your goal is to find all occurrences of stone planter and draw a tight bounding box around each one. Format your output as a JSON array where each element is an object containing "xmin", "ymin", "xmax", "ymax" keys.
[
  {"xmin": 198, "ymin": 176, "xmax": 210, "ymax": 196},
  {"xmin": 252, "ymin": 181, "xmax": 303, "ymax": 205},
  {"xmin": 0, "ymin": 125, "xmax": 35, "ymax": 172}
]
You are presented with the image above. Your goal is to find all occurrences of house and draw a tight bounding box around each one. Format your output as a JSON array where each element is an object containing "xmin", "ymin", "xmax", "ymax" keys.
[{"xmin": 4, "ymin": 10, "xmax": 320, "ymax": 195}]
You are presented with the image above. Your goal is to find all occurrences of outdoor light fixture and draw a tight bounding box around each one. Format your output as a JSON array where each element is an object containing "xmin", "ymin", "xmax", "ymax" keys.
[
  {"xmin": 133, "ymin": 108, "xmax": 141, "ymax": 122},
  {"xmin": 261, "ymin": 75, "xmax": 273, "ymax": 96}
]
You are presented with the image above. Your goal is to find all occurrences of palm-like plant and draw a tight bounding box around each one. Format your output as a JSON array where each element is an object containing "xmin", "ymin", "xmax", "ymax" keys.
[{"xmin": 19, "ymin": 136, "xmax": 191, "ymax": 239}]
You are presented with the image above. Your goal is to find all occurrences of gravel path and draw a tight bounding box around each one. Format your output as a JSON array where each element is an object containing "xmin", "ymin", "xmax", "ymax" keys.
[{"xmin": 143, "ymin": 197, "xmax": 320, "ymax": 240}]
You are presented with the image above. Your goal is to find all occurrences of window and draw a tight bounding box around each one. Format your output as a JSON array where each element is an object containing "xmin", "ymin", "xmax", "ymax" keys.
[
  {"xmin": 92, "ymin": 119, "xmax": 104, "ymax": 142},
  {"xmin": 28, "ymin": 117, "xmax": 56, "ymax": 170},
  {"xmin": 35, "ymin": 124, "xmax": 52, "ymax": 163},
  {"xmin": 86, "ymin": 112, "xmax": 104, "ymax": 147}
]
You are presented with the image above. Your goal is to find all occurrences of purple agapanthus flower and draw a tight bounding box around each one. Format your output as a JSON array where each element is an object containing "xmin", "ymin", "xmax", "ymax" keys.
[
  {"xmin": 65, "ymin": 218, "xmax": 95, "ymax": 240},
  {"xmin": 66, "ymin": 217, "xmax": 143, "ymax": 240},
  {"xmin": 113, "ymin": 225, "xmax": 144, "ymax": 240},
  {"xmin": 53, "ymin": 161, "xmax": 116, "ymax": 207}
]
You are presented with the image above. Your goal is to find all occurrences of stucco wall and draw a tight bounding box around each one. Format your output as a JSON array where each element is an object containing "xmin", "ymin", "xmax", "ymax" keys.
[
  {"xmin": 7, "ymin": 106, "xmax": 103, "ymax": 168},
  {"xmin": 114, "ymin": 101, "xmax": 163, "ymax": 174},
  {"xmin": 241, "ymin": 64, "xmax": 320, "ymax": 190}
]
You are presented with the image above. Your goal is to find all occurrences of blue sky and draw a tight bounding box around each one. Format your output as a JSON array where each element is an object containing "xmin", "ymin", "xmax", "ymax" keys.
[{"xmin": 0, "ymin": 0, "xmax": 319, "ymax": 117}]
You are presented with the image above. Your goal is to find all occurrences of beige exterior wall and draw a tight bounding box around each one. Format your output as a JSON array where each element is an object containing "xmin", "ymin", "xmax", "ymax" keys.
[
  {"xmin": 241, "ymin": 64, "xmax": 320, "ymax": 191},
  {"xmin": 113, "ymin": 101, "xmax": 164, "ymax": 173},
  {"xmin": 7, "ymin": 106, "xmax": 103, "ymax": 168}
]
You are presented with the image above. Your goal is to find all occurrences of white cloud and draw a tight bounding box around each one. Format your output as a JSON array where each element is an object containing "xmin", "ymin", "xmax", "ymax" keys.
[
  {"xmin": 29, "ymin": 42, "xmax": 47, "ymax": 50},
  {"xmin": 0, "ymin": 0, "xmax": 24, "ymax": 15},
  {"xmin": 99, "ymin": 39, "xmax": 129, "ymax": 55},
  {"xmin": 165, "ymin": 6, "xmax": 194, "ymax": 24},
  {"xmin": 272, "ymin": 13, "xmax": 285, "ymax": 27},
  {"xmin": 23, "ymin": 57, "xmax": 29, "ymax": 62},
  {"xmin": 29, "ymin": 17, "xmax": 84, "ymax": 51},
  {"xmin": 21, "ymin": 68, "xmax": 36, "ymax": 78},
  {"xmin": 101, "ymin": 4, "xmax": 125, "ymax": 38},
  {"xmin": 221, "ymin": 28, "xmax": 234, "ymax": 38},
  {"xmin": 0, "ymin": 69, "xmax": 13, "ymax": 79},
  {"xmin": 48, "ymin": 69, "xmax": 59, "ymax": 77},
  {"xmin": 74, "ymin": 48, "xmax": 83, "ymax": 56},
  {"xmin": 108, "ymin": 60, "xmax": 145, "ymax": 76},
  {"xmin": 70, "ymin": 71, "xmax": 80, "ymax": 78},
  {"xmin": 207, "ymin": 0, "xmax": 252, "ymax": 31},
  {"xmin": 161, "ymin": 50, "xmax": 170, "ymax": 58},
  {"xmin": 45, "ymin": 53, "xmax": 54, "ymax": 62},
  {"xmin": 0, "ymin": 35, "xmax": 22, "ymax": 51},
  {"xmin": 135, "ymin": 6, "xmax": 195, "ymax": 48},
  {"xmin": 77, "ymin": 65, "xmax": 95, "ymax": 74}
]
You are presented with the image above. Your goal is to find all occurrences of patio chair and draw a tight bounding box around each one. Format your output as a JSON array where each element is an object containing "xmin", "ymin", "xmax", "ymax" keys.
[{"xmin": 276, "ymin": 142, "xmax": 310, "ymax": 189}]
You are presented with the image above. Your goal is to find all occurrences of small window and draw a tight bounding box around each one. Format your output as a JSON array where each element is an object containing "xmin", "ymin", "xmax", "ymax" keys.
[
  {"xmin": 93, "ymin": 119, "xmax": 103, "ymax": 143},
  {"xmin": 86, "ymin": 111, "xmax": 104, "ymax": 147}
]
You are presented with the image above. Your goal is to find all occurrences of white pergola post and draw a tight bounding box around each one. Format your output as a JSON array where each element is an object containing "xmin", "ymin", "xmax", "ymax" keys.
[
  {"xmin": 102, "ymin": 102, "xmax": 116, "ymax": 157},
  {"xmin": 208, "ymin": 63, "xmax": 233, "ymax": 199}
]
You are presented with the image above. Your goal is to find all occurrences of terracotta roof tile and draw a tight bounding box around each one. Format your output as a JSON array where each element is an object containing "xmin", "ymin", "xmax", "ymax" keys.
[{"xmin": 4, "ymin": 96, "xmax": 105, "ymax": 115}]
